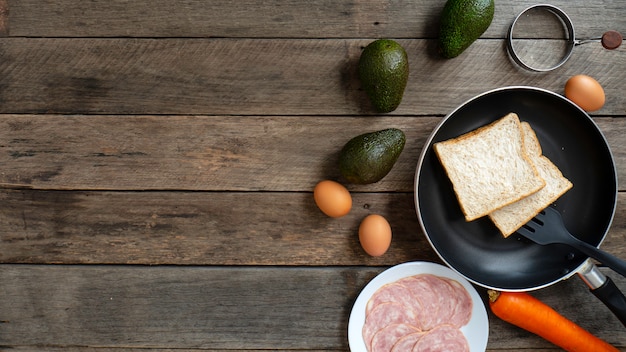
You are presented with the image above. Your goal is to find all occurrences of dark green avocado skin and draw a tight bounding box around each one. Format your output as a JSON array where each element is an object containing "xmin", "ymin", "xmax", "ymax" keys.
[
  {"xmin": 438, "ymin": 0, "xmax": 495, "ymax": 58},
  {"xmin": 339, "ymin": 128, "xmax": 406, "ymax": 184},
  {"xmin": 358, "ymin": 39, "xmax": 409, "ymax": 113}
]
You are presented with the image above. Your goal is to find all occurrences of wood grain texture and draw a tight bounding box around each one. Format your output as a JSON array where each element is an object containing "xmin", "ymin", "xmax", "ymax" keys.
[
  {"xmin": 0, "ymin": 190, "xmax": 432, "ymax": 265},
  {"xmin": 0, "ymin": 39, "xmax": 623, "ymax": 115},
  {"xmin": 1, "ymin": 265, "xmax": 625, "ymax": 350},
  {"xmin": 0, "ymin": 115, "xmax": 435, "ymax": 191},
  {"xmin": 1, "ymin": 190, "xmax": 625, "ymax": 266},
  {"xmin": 0, "ymin": 350, "xmax": 333, "ymax": 352},
  {"xmin": 6, "ymin": 0, "xmax": 625, "ymax": 39},
  {"xmin": 0, "ymin": 0, "xmax": 7, "ymax": 37},
  {"xmin": 0, "ymin": 1, "xmax": 624, "ymax": 351}
]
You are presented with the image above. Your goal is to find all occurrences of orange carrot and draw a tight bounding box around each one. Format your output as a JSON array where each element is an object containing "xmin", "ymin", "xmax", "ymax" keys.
[{"xmin": 488, "ymin": 290, "xmax": 619, "ymax": 352}]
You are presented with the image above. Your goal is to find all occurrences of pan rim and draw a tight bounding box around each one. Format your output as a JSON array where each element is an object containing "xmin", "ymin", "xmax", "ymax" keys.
[{"xmin": 414, "ymin": 85, "xmax": 618, "ymax": 291}]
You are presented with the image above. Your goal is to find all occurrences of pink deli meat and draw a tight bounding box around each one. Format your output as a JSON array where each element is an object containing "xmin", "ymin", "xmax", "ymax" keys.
[
  {"xmin": 412, "ymin": 325, "xmax": 469, "ymax": 352},
  {"xmin": 365, "ymin": 282, "xmax": 423, "ymax": 319},
  {"xmin": 362, "ymin": 302, "xmax": 421, "ymax": 350},
  {"xmin": 390, "ymin": 332, "xmax": 425, "ymax": 352},
  {"xmin": 441, "ymin": 277, "xmax": 473, "ymax": 328},
  {"xmin": 362, "ymin": 274, "xmax": 472, "ymax": 352},
  {"xmin": 395, "ymin": 276, "xmax": 438, "ymax": 330},
  {"xmin": 371, "ymin": 323, "xmax": 421, "ymax": 352}
]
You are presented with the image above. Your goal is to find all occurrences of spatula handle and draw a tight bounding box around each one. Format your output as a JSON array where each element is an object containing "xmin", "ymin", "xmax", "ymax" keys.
[{"xmin": 573, "ymin": 240, "xmax": 626, "ymax": 278}]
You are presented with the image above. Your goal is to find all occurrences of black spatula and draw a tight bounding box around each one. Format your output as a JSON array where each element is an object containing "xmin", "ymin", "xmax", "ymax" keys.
[{"xmin": 516, "ymin": 207, "xmax": 626, "ymax": 278}]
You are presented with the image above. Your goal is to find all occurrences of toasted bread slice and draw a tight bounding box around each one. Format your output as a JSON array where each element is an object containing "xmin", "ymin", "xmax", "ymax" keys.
[
  {"xmin": 489, "ymin": 122, "xmax": 573, "ymax": 237},
  {"xmin": 433, "ymin": 113, "xmax": 545, "ymax": 221}
]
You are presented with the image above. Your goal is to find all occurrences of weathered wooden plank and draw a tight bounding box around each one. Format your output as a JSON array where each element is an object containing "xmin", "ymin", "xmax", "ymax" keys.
[
  {"xmin": 0, "ymin": 349, "xmax": 574, "ymax": 352},
  {"xmin": 0, "ymin": 191, "xmax": 433, "ymax": 265},
  {"xmin": 1, "ymin": 265, "xmax": 626, "ymax": 350},
  {"xmin": 1, "ymin": 350, "xmax": 294, "ymax": 352},
  {"xmin": 0, "ymin": 116, "xmax": 624, "ymax": 192},
  {"xmin": 0, "ymin": 0, "xmax": 7, "ymax": 37},
  {"xmin": 6, "ymin": 0, "xmax": 625, "ymax": 39},
  {"xmin": 0, "ymin": 265, "xmax": 366, "ymax": 349},
  {"xmin": 0, "ymin": 349, "xmax": 335, "ymax": 352},
  {"xmin": 1, "ymin": 190, "xmax": 625, "ymax": 266},
  {"xmin": 0, "ymin": 115, "xmax": 432, "ymax": 191},
  {"xmin": 0, "ymin": 39, "xmax": 623, "ymax": 116}
]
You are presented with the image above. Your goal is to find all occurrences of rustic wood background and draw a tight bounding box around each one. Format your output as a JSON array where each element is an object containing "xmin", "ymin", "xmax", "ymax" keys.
[{"xmin": 0, "ymin": 0, "xmax": 625, "ymax": 351}]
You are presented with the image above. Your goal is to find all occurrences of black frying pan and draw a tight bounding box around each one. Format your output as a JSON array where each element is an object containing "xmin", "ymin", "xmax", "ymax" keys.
[{"xmin": 415, "ymin": 86, "xmax": 626, "ymax": 323}]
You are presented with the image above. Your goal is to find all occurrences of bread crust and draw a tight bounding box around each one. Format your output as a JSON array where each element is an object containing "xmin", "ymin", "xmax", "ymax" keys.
[{"xmin": 434, "ymin": 113, "xmax": 546, "ymax": 221}]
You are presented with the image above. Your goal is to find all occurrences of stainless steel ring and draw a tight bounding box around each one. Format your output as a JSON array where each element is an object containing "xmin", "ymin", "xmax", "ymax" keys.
[{"xmin": 506, "ymin": 4, "xmax": 576, "ymax": 72}]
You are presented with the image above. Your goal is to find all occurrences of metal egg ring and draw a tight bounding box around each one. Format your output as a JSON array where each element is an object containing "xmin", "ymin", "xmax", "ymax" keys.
[{"xmin": 506, "ymin": 4, "xmax": 576, "ymax": 72}]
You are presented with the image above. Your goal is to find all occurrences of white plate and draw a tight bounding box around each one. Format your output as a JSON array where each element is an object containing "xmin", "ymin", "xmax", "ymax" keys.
[{"xmin": 348, "ymin": 261, "xmax": 489, "ymax": 351}]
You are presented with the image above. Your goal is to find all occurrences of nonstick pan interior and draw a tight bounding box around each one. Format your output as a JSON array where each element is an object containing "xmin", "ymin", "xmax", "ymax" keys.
[{"xmin": 415, "ymin": 86, "xmax": 617, "ymax": 290}]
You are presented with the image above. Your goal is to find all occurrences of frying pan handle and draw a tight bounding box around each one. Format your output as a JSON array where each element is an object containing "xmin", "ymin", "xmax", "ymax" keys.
[
  {"xmin": 578, "ymin": 260, "xmax": 626, "ymax": 327},
  {"xmin": 591, "ymin": 277, "xmax": 626, "ymax": 327}
]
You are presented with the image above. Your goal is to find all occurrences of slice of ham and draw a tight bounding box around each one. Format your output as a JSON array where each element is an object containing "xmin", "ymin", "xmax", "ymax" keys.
[
  {"xmin": 370, "ymin": 323, "xmax": 421, "ymax": 352},
  {"xmin": 390, "ymin": 331, "xmax": 424, "ymax": 352},
  {"xmin": 441, "ymin": 277, "xmax": 473, "ymax": 328},
  {"xmin": 362, "ymin": 302, "xmax": 421, "ymax": 351},
  {"xmin": 366, "ymin": 282, "xmax": 423, "ymax": 322},
  {"xmin": 396, "ymin": 275, "xmax": 441, "ymax": 330},
  {"xmin": 412, "ymin": 324, "xmax": 469, "ymax": 352},
  {"xmin": 416, "ymin": 274, "xmax": 458, "ymax": 327}
]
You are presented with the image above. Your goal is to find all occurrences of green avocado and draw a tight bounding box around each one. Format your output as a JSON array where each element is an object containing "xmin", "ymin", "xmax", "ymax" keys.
[
  {"xmin": 339, "ymin": 128, "xmax": 406, "ymax": 184},
  {"xmin": 358, "ymin": 39, "xmax": 409, "ymax": 113},
  {"xmin": 438, "ymin": 0, "xmax": 495, "ymax": 59}
]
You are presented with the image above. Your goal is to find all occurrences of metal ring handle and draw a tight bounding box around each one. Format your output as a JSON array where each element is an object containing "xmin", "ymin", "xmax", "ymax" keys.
[{"xmin": 506, "ymin": 4, "xmax": 576, "ymax": 72}]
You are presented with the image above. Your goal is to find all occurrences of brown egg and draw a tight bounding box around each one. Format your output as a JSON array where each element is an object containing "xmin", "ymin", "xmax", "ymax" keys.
[
  {"xmin": 359, "ymin": 214, "xmax": 392, "ymax": 256},
  {"xmin": 313, "ymin": 180, "xmax": 352, "ymax": 218},
  {"xmin": 564, "ymin": 75, "xmax": 605, "ymax": 112}
]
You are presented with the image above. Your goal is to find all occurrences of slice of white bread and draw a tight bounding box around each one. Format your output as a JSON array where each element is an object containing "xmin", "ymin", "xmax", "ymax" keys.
[
  {"xmin": 488, "ymin": 122, "xmax": 573, "ymax": 237},
  {"xmin": 433, "ymin": 113, "xmax": 545, "ymax": 221}
]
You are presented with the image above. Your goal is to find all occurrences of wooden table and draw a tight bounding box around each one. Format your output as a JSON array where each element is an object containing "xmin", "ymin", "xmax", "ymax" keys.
[{"xmin": 0, "ymin": 1, "xmax": 624, "ymax": 351}]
